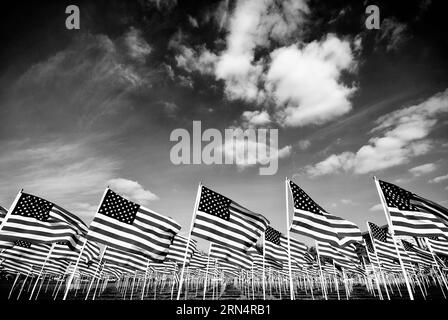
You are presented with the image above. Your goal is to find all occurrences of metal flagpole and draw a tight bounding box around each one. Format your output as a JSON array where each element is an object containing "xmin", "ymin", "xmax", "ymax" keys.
[
  {"xmin": 8, "ymin": 272, "xmax": 21, "ymax": 299},
  {"xmin": 85, "ymin": 245, "xmax": 108, "ymax": 299},
  {"xmin": 315, "ymin": 241, "xmax": 328, "ymax": 300},
  {"xmin": 177, "ymin": 183, "xmax": 202, "ymax": 300},
  {"xmin": 141, "ymin": 258, "xmax": 151, "ymax": 300},
  {"xmin": 285, "ymin": 178, "xmax": 295, "ymax": 300},
  {"xmin": 425, "ymin": 238, "xmax": 448, "ymax": 291},
  {"xmin": 203, "ymin": 243, "xmax": 212, "ymax": 300},
  {"xmin": 373, "ymin": 176, "xmax": 414, "ymax": 300},
  {"xmin": 63, "ymin": 187, "xmax": 109, "ymax": 300},
  {"xmin": 366, "ymin": 222, "xmax": 390, "ymax": 300},
  {"xmin": 262, "ymin": 232, "xmax": 266, "ymax": 300},
  {"xmin": 0, "ymin": 189, "xmax": 23, "ymax": 232},
  {"xmin": 29, "ymin": 242, "xmax": 56, "ymax": 300},
  {"xmin": 62, "ymin": 238, "xmax": 87, "ymax": 300}
]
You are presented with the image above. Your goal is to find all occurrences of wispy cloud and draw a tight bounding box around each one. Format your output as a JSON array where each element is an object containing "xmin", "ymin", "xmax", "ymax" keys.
[
  {"xmin": 107, "ymin": 178, "xmax": 159, "ymax": 206},
  {"xmin": 409, "ymin": 163, "xmax": 437, "ymax": 176},
  {"xmin": 304, "ymin": 88, "xmax": 448, "ymax": 177}
]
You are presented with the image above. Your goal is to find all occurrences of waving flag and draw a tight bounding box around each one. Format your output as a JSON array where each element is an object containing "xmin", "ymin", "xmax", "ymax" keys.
[
  {"xmin": 0, "ymin": 192, "xmax": 88, "ymax": 248},
  {"xmin": 191, "ymin": 185, "xmax": 269, "ymax": 252},
  {"xmin": 87, "ymin": 188, "xmax": 181, "ymax": 262},
  {"xmin": 288, "ymin": 179, "xmax": 362, "ymax": 246},
  {"xmin": 166, "ymin": 234, "xmax": 197, "ymax": 265},
  {"xmin": 401, "ymin": 240, "xmax": 434, "ymax": 266},
  {"xmin": 264, "ymin": 226, "xmax": 288, "ymax": 262},
  {"xmin": 377, "ymin": 179, "xmax": 448, "ymax": 239},
  {"xmin": 210, "ymin": 242, "xmax": 253, "ymax": 269},
  {"xmin": 103, "ymin": 246, "xmax": 149, "ymax": 272},
  {"xmin": 426, "ymin": 237, "xmax": 448, "ymax": 256}
]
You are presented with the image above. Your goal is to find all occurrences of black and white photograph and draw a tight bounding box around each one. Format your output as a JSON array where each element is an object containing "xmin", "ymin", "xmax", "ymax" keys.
[{"xmin": 0, "ymin": 0, "xmax": 447, "ymax": 314}]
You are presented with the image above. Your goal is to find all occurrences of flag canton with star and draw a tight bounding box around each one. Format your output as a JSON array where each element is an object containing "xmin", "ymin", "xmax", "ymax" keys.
[
  {"xmin": 265, "ymin": 226, "xmax": 281, "ymax": 245},
  {"xmin": 402, "ymin": 240, "xmax": 419, "ymax": 253},
  {"xmin": 198, "ymin": 186, "xmax": 231, "ymax": 221},
  {"xmin": 98, "ymin": 189, "xmax": 140, "ymax": 224},
  {"xmin": 289, "ymin": 180, "xmax": 326, "ymax": 215},
  {"xmin": 14, "ymin": 240, "xmax": 32, "ymax": 248},
  {"xmin": 362, "ymin": 233, "xmax": 374, "ymax": 253},
  {"xmin": 379, "ymin": 180, "xmax": 418, "ymax": 211},
  {"xmin": 368, "ymin": 222, "xmax": 388, "ymax": 242},
  {"xmin": 11, "ymin": 193, "xmax": 53, "ymax": 221}
]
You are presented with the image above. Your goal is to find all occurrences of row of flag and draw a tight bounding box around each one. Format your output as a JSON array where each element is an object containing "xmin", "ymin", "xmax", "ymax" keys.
[{"xmin": 0, "ymin": 177, "xmax": 447, "ymax": 300}]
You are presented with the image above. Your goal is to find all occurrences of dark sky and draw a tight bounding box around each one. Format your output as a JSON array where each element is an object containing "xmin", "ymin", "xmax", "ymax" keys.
[{"xmin": 0, "ymin": 0, "xmax": 447, "ymax": 250}]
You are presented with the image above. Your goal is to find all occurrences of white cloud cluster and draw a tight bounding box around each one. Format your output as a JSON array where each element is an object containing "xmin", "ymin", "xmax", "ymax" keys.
[
  {"xmin": 266, "ymin": 36, "xmax": 356, "ymax": 127},
  {"xmin": 107, "ymin": 178, "xmax": 159, "ymax": 205},
  {"xmin": 304, "ymin": 89, "xmax": 448, "ymax": 177},
  {"xmin": 409, "ymin": 163, "xmax": 437, "ymax": 176},
  {"xmin": 174, "ymin": 0, "xmax": 358, "ymax": 128},
  {"xmin": 429, "ymin": 174, "xmax": 448, "ymax": 184}
]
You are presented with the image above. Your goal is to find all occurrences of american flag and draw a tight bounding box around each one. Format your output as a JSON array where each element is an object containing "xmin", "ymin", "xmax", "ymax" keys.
[
  {"xmin": 361, "ymin": 232, "xmax": 375, "ymax": 253},
  {"xmin": 280, "ymin": 235, "xmax": 313, "ymax": 266},
  {"xmin": 367, "ymin": 222, "xmax": 413, "ymax": 265},
  {"xmin": 188, "ymin": 251, "xmax": 209, "ymax": 269},
  {"xmin": 0, "ymin": 240, "xmax": 52, "ymax": 267},
  {"xmin": 426, "ymin": 237, "xmax": 448, "ymax": 256},
  {"xmin": 191, "ymin": 185, "xmax": 269, "ymax": 252},
  {"xmin": 316, "ymin": 241, "xmax": 359, "ymax": 268},
  {"xmin": 165, "ymin": 234, "xmax": 197, "ymax": 264},
  {"xmin": 209, "ymin": 242, "xmax": 253, "ymax": 269},
  {"xmin": 288, "ymin": 180, "xmax": 362, "ymax": 246},
  {"xmin": 0, "ymin": 192, "xmax": 88, "ymax": 248},
  {"xmin": 103, "ymin": 246, "xmax": 149, "ymax": 272},
  {"xmin": 247, "ymin": 247, "xmax": 282, "ymax": 270},
  {"xmin": 378, "ymin": 179, "xmax": 448, "ymax": 239},
  {"xmin": 401, "ymin": 240, "xmax": 434, "ymax": 266},
  {"xmin": 264, "ymin": 226, "xmax": 288, "ymax": 262},
  {"xmin": 87, "ymin": 188, "xmax": 181, "ymax": 262}
]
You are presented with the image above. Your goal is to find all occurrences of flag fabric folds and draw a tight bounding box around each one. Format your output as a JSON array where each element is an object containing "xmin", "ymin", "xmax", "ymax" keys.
[
  {"xmin": 87, "ymin": 188, "xmax": 181, "ymax": 262},
  {"xmin": 191, "ymin": 185, "xmax": 269, "ymax": 252},
  {"xmin": 0, "ymin": 192, "xmax": 88, "ymax": 248},
  {"xmin": 377, "ymin": 179, "xmax": 448, "ymax": 239},
  {"xmin": 209, "ymin": 242, "xmax": 253, "ymax": 269},
  {"xmin": 288, "ymin": 179, "xmax": 362, "ymax": 246}
]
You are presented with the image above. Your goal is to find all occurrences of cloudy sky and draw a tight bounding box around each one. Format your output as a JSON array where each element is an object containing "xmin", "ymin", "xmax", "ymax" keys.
[{"xmin": 0, "ymin": 0, "xmax": 447, "ymax": 250}]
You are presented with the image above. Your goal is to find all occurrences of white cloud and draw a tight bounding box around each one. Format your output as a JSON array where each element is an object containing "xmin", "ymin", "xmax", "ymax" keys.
[
  {"xmin": 0, "ymin": 139, "xmax": 120, "ymax": 209},
  {"xmin": 409, "ymin": 163, "xmax": 437, "ymax": 176},
  {"xmin": 304, "ymin": 89, "xmax": 448, "ymax": 176},
  {"xmin": 188, "ymin": 15, "xmax": 199, "ymax": 28},
  {"xmin": 266, "ymin": 35, "xmax": 356, "ymax": 126},
  {"xmin": 369, "ymin": 204, "xmax": 383, "ymax": 211},
  {"xmin": 378, "ymin": 18, "xmax": 410, "ymax": 52},
  {"xmin": 241, "ymin": 110, "xmax": 271, "ymax": 126},
  {"xmin": 175, "ymin": 45, "xmax": 217, "ymax": 75},
  {"xmin": 217, "ymin": 132, "xmax": 291, "ymax": 170},
  {"xmin": 341, "ymin": 199, "xmax": 355, "ymax": 205},
  {"xmin": 124, "ymin": 28, "xmax": 152, "ymax": 63},
  {"xmin": 107, "ymin": 178, "xmax": 159, "ymax": 205},
  {"xmin": 298, "ymin": 139, "xmax": 311, "ymax": 150},
  {"xmin": 429, "ymin": 174, "xmax": 448, "ymax": 183}
]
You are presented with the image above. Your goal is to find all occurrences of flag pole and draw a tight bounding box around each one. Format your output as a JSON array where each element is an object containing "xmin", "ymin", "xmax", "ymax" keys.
[
  {"xmin": 177, "ymin": 182, "xmax": 202, "ymax": 300},
  {"xmin": 64, "ymin": 187, "xmax": 109, "ymax": 300},
  {"xmin": 29, "ymin": 242, "xmax": 56, "ymax": 300},
  {"xmin": 202, "ymin": 243, "xmax": 212, "ymax": 300},
  {"xmin": 0, "ymin": 189, "xmax": 23, "ymax": 231},
  {"xmin": 424, "ymin": 238, "xmax": 448, "ymax": 291},
  {"xmin": 373, "ymin": 176, "xmax": 414, "ymax": 300},
  {"xmin": 366, "ymin": 222, "xmax": 390, "ymax": 300},
  {"xmin": 315, "ymin": 241, "xmax": 328, "ymax": 300},
  {"xmin": 141, "ymin": 258, "xmax": 151, "ymax": 300},
  {"xmin": 284, "ymin": 178, "xmax": 295, "ymax": 300},
  {"xmin": 85, "ymin": 245, "xmax": 108, "ymax": 300},
  {"xmin": 262, "ymin": 233, "xmax": 266, "ymax": 300}
]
